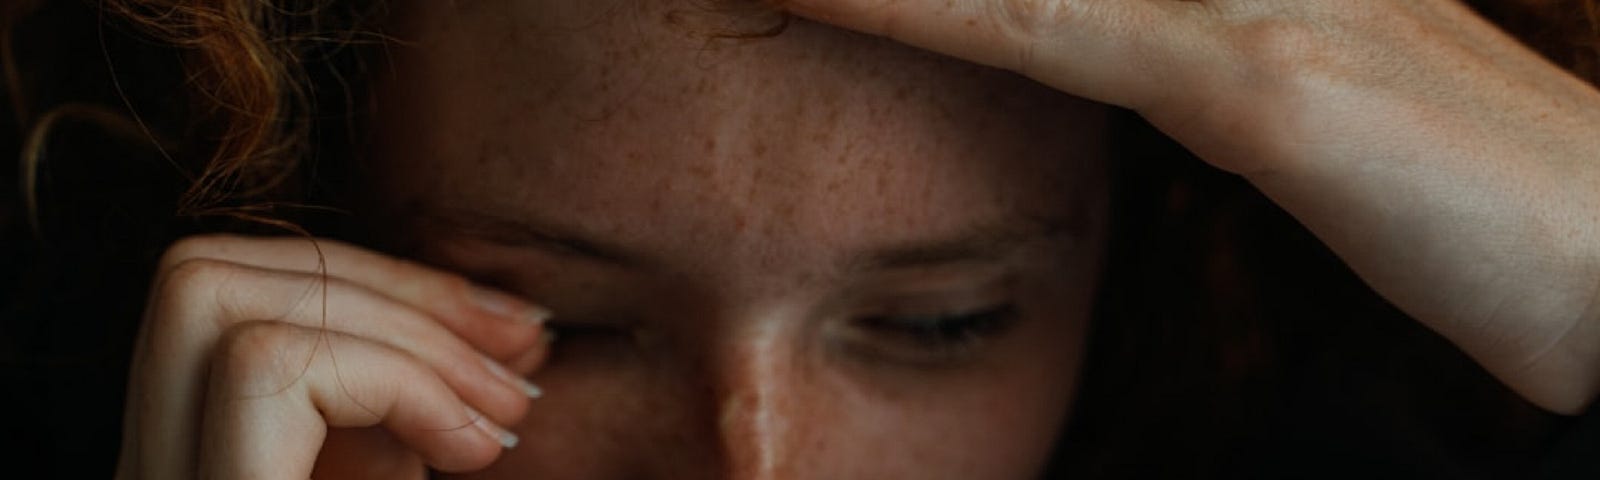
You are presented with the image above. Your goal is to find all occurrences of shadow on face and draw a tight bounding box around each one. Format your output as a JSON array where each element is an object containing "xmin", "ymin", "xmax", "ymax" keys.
[{"xmin": 366, "ymin": 0, "xmax": 1111, "ymax": 477}]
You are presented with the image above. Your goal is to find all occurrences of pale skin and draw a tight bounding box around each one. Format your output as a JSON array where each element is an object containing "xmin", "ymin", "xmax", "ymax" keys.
[{"xmin": 115, "ymin": 0, "xmax": 1600, "ymax": 478}]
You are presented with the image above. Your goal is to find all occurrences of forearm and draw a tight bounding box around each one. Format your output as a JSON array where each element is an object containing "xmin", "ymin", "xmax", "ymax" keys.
[{"xmin": 1244, "ymin": 79, "xmax": 1600, "ymax": 414}]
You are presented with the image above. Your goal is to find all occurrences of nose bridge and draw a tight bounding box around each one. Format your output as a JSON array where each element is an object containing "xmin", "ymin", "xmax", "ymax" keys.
[{"xmin": 710, "ymin": 319, "xmax": 801, "ymax": 480}]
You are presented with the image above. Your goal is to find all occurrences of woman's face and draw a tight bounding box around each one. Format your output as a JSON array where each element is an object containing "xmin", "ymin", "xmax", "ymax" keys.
[{"xmin": 368, "ymin": 0, "xmax": 1109, "ymax": 477}]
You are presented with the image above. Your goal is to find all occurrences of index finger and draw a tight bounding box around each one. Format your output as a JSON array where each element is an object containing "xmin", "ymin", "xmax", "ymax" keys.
[{"xmin": 159, "ymin": 234, "xmax": 550, "ymax": 359}]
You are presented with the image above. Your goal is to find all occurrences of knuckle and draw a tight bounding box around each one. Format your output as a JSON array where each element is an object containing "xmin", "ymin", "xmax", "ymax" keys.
[
  {"xmin": 157, "ymin": 234, "xmax": 237, "ymax": 272},
  {"xmin": 150, "ymin": 257, "xmax": 240, "ymax": 319},
  {"xmin": 1227, "ymin": 18, "xmax": 1334, "ymax": 87},
  {"xmin": 988, "ymin": 0, "xmax": 1086, "ymax": 41},
  {"xmin": 211, "ymin": 321, "xmax": 313, "ymax": 394},
  {"xmin": 162, "ymin": 256, "xmax": 235, "ymax": 287}
]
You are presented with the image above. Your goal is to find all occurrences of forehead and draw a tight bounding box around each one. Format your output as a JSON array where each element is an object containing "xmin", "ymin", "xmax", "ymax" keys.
[{"xmin": 373, "ymin": 0, "xmax": 1106, "ymax": 274}]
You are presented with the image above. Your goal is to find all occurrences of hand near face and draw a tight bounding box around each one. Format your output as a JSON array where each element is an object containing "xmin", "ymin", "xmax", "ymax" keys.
[
  {"xmin": 115, "ymin": 235, "xmax": 552, "ymax": 479},
  {"xmin": 781, "ymin": 0, "xmax": 1600, "ymax": 414}
]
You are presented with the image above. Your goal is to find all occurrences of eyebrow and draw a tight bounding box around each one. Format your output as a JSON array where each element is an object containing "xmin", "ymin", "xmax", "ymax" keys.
[
  {"xmin": 418, "ymin": 204, "xmax": 1074, "ymax": 272},
  {"xmin": 846, "ymin": 216, "xmax": 1074, "ymax": 271},
  {"xmin": 417, "ymin": 207, "xmax": 650, "ymax": 267}
]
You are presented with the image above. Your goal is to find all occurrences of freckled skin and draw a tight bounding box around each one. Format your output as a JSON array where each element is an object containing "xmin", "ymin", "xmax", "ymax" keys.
[{"xmin": 368, "ymin": 0, "xmax": 1110, "ymax": 478}]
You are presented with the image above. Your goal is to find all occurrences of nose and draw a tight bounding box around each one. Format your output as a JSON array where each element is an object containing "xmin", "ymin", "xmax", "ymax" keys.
[{"xmin": 708, "ymin": 324, "xmax": 815, "ymax": 480}]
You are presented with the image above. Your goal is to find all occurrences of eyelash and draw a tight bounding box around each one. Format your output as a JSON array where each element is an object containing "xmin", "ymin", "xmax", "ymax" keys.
[
  {"xmin": 856, "ymin": 304, "xmax": 1017, "ymax": 356},
  {"xmin": 541, "ymin": 305, "xmax": 1020, "ymax": 366}
]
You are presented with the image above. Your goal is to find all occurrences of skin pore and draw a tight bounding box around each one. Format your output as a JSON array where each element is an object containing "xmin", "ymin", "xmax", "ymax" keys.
[{"xmin": 365, "ymin": 0, "xmax": 1110, "ymax": 477}]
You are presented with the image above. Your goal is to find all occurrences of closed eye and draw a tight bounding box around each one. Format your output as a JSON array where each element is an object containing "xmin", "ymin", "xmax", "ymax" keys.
[{"xmin": 850, "ymin": 304, "xmax": 1019, "ymax": 366}]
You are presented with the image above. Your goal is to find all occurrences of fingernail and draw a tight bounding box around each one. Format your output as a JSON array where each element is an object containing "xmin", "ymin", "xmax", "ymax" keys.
[
  {"xmin": 471, "ymin": 286, "xmax": 552, "ymax": 325},
  {"xmin": 465, "ymin": 406, "xmax": 520, "ymax": 449},
  {"xmin": 483, "ymin": 355, "xmax": 543, "ymax": 399}
]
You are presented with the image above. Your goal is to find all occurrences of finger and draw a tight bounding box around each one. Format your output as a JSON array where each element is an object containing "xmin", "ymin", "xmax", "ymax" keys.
[
  {"xmin": 507, "ymin": 331, "xmax": 557, "ymax": 375},
  {"xmin": 779, "ymin": 0, "xmax": 1211, "ymax": 111},
  {"xmin": 128, "ymin": 259, "xmax": 548, "ymax": 479},
  {"xmin": 200, "ymin": 322, "xmax": 517, "ymax": 479},
  {"xmin": 159, "ymin": 234, "xmax": 549, "ymax": 359},
  {"xmin": 152, "ymin": 257, "xmax": 545, "ymax": 419}
]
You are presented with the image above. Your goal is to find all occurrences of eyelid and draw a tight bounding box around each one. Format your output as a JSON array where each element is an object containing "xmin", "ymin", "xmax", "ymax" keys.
[
  {"xmin": 857, "ymin": 279, "xmax": 1012, "ymax": 318},
  {"xmin": 867, "ymin": 303, "xmax": 1014, "ymax": 325},
  {"xmin": 836, "ymin": 303, "xmax": 1018, "ymax": 368}
]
